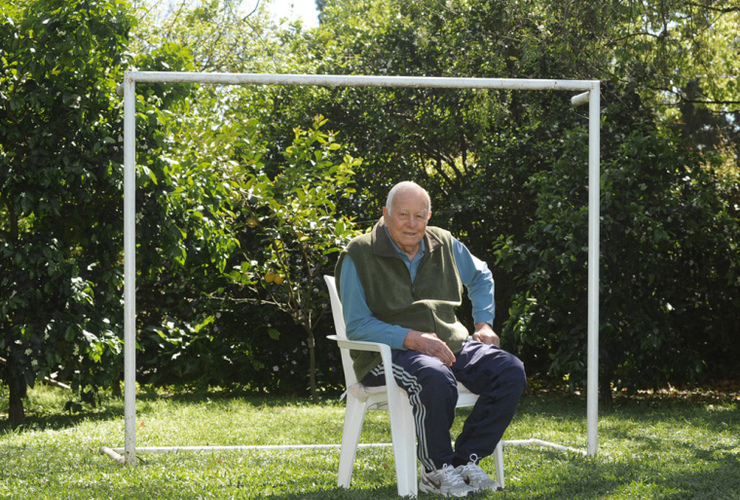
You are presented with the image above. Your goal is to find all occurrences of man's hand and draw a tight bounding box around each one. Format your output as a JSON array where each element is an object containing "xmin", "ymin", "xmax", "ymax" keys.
[
  {"xmin": 403, "ymin": 330, "xmax": 456, "ymax": 366},
  {"xmin": 472, "ymin": 322, "xmax": 500, "ymax": 347}
]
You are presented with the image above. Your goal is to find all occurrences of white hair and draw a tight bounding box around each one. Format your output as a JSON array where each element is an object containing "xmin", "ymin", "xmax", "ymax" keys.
[{"xmin": 385, "ymin": 181, "xmax": 432, "ymax": 216}]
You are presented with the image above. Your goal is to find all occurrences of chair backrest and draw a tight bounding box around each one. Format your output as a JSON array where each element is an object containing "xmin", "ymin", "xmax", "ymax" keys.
[{"xmin": 324, "ymin": 275, "xmax": 359, "ymax": 386}]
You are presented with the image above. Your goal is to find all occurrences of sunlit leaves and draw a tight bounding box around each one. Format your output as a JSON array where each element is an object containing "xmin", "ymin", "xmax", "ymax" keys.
[
  {"xmin": 226, "ymin": 115, "xmax": 362, "ymax": 400},
  {"xmin": 305, "ymin": 0, "xmax": 740, "ymax": 394},
  {"xmin": 0, "ymin": 0, "xmax": 135, "ymax": 420}
]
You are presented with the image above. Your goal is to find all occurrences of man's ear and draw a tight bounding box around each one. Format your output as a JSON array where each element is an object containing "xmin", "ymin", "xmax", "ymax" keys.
[{"xmin": 383, "ymin": 206, "xmax": 389, "ymax": 221}]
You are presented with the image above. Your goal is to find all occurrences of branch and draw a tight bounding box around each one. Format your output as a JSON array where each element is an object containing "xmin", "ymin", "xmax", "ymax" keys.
[
  {"xmin": 682, "ymin": 98, "xmax": 740, "ymax": 106},
  {"xmin": 204, "ymin": 294, "xmax": 282, "ymax": 308},
  {"xmin": 608, "ymin": 31, "xmax": 664, "ymax": 44},
  {"xmin": 0, "ymin": 356, "xmax": 71, "ymax": 390},
  {"xmin": 163, "ymin": 0, "xmax": 188, "ymax": 41},
  {"xmin": 646, "ymin": 85, "xmax": 740, "ymax": 107},
  {"xmin": 242, "ymin": 0, "xmax": 261, "ymax": 20},
  {"xmin": 684, "ymin": 2, "xmax": 740, "ymax": 14},
  {"xmin": 1, "ymin": 190, "xmax": 19, "ymax": 241}
]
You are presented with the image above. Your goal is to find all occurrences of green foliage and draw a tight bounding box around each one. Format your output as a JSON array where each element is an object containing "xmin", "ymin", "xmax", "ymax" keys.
[
  {"xmin": 0, "ymin": 0, "xmax": 134, "ymax": 419},
  {"xmin": 3, "ymin": 0, "xmax": 738, "ymax": 406},
  {"xmin": 497, "ymin": 84, "xmax": 740, "ymax": 394},
  {"xmin": 303, "ymin": 0, "xmax": 740, "ymax": 393},
  {"xmin": 225, "ymin": 115, "xmax": 362, "ymax": 400},
  {"xmin": 128, "ymin": 97, "xmax": 360, "ymax": 397},
  {"xmin": 130, "ymin": 0, "xmax": 313, "ymax": 74},
  {"xmin": 124, "ymin": 1, "xmax": 349, "ymax": 397}
]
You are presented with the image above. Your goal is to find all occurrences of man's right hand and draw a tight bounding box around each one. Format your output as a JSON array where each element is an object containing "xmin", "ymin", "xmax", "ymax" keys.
[{"xmin": 403, "ymin": 330, "xmax": 456, "ymax": 366}]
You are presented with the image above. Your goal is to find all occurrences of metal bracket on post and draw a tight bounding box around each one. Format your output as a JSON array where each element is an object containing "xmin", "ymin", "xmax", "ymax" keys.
[{"xmin": 571, "ymin": 91, "xmax": 590, "ymax": 107}]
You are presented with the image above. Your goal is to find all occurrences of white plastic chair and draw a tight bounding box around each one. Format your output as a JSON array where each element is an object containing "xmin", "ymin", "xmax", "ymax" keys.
[{"xmin": 324, "ymin": 275, "xmax": 504, "ymax": 497}]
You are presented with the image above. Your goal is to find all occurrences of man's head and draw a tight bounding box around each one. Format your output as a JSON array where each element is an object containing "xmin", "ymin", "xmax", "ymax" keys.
[{"xmin": 383, "ymin": 181, "xmax": 432, "ymax": 258}]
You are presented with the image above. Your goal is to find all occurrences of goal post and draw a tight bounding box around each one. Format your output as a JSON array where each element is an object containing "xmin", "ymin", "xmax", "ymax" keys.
[{"xmin": 119, "ymin": 71, "xmax": 601, "ymax": 465}]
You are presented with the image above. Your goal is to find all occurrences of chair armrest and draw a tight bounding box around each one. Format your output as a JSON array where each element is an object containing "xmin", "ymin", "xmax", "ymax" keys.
[
  {"xmin": 327, "ymin": 334, "xmax": 392, "ymax": 355},
  {"xmin": 326, "ymin": 334, "xmax": 397, "ymax": 391}
]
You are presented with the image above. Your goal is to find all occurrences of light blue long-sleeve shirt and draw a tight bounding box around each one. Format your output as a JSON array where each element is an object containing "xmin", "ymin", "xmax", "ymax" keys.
[{"xmin": 338, "ymin": 230, "xmax": 495, "ymax": 350}]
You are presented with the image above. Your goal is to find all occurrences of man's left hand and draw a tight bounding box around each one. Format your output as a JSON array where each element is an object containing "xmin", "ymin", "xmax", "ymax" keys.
[{"xmin": 472, "ymin": 322, "xmax": 500, "ymax": 347}]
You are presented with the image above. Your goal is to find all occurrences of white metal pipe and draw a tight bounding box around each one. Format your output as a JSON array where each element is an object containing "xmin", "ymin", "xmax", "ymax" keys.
[
  {"xmin": 586, "ymin": 83, "xmax": 601, "ymax": 457},
  {"xmin": 99, "ymin": 446, "xmax": 126, "ymax": 464},
  {"xmin": 571, "ymin": 85, "xmax": 602, "ymax": 457},
  {"xmin": 122, "ymin": 72, "xmax": 137, "ymax": 466},
  {"xmin": 502, "ymin": 439, "xmax": 588, "ymax": 456},
  {"xmin": 110, "ymin": 444, "xmax": 359, "ymax": 454},
  {"xmin": 120, "ymin": 72, "xmax": 601, "ymax": 463},
  {"xmin": 126, "ymin": 71, "xmax": 597, "ymax": 92},
  {"xmin": 571, "ymin": 91, "xmax": 590, "ymax": 107},
  {"xmin": 102, "ymin": 438, "xmax": 595, "ymax": 465},
  {"xmin": 107, "ymin": 438, "xmax": 580, "ymax": 454}
]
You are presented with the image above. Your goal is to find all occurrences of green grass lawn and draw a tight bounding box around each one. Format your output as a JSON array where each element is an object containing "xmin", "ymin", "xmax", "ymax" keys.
[{"xmin": 1, "ymin": 384, "xmax": 738, "ymax": 499}]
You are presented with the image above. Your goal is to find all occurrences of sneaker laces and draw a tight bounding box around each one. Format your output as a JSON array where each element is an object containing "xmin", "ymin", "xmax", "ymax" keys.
[
  {"xmin": 440, "ymin": 464, "xmax": 468, "ymax": 486},
  {"xmin": 466, "ymin": 453, "xmax": 482, "ymax": 468},
  {"xmin": 457, "ymin": 454, "xmax": 497, "ymax": 489}
]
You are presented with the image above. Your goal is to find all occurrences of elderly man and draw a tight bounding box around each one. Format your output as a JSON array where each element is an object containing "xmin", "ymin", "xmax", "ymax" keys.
[{"xmin": 335, "ymin": 181, "xmax": 526, "ymax": 497}]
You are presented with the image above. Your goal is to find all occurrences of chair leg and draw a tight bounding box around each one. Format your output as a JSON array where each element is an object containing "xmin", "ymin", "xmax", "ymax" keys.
[
  {"xmin": 493, "ymin": 441, "xmax": 505, "ymax": 490},
  {"xmin": 337, "ymin": 395, "xmax": 368, "ymax": 488},
  {"xmin": 388, "ymin": 389, "xmax": 418, "ymax": 497}
]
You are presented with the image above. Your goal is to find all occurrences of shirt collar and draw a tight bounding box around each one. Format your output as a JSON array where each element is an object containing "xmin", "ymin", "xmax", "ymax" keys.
[
  {"xmin": 371, "ymin": 217, "xmax": 442, "ymax": 259},
  {"xmin": 384, "ymin": 226, "xmax": 426, "ymax": 264}
]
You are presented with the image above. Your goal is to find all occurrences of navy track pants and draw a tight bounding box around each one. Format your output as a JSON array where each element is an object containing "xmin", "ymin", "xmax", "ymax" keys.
[{"xmin": 362, "ymin": 341, "xmax": 526, "ymax": 472}]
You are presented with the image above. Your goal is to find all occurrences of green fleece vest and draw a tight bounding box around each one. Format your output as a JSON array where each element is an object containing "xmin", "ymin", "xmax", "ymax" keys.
[{"xmin": 335, "ymin": 218, "xmax": 469, "ymax": 382}]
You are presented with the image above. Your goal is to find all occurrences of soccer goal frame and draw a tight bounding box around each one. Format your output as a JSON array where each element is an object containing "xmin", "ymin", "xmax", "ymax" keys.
[{"xmin": 110, "ymin": 71, "xmax": 600, "ymax": 466}]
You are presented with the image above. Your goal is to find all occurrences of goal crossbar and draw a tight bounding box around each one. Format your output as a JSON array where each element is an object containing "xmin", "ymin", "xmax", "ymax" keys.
[{"xmin": 118, "ymin": 71, "xmax": 601, "ymax": 465}]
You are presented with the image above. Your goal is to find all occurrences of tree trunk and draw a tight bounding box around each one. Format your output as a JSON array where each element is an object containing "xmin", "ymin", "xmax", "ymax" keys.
[
  {"xmin": 3, "ymin": 353, "xmax": 28, "ymax": 423},
  {"xmin": 111, "ymin": 374, "xmax": 122, "ymax": 398},
  {"xmin": 8, "ymin": 383, "xmax": 25, "ymax": 423},
  {"xmin": 600, "ymin": 375, "xmax": 613, "ymax": 406},
  {"xmin": 308, "ymin": 331, "xmax": 317, "ymax": 403}
]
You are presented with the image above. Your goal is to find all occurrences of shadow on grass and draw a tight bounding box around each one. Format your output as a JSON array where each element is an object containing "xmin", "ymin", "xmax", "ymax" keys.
[
  {"xmin": 0, "ymin": 401, "xmax": 124, "ymax": 434},
  {"xmin": 504, "ymin": 430, "xmax": 740, "ymax": 499},
  {"xmin": 136, "ymin": 389, "xmax": 342, "ymax": 408},
  {"xmin": 260, "ymin": 487, "xmax": 402, "ymax": 500},
  {"xmin": 663, "ymin": 449, "xmax": 740, "ymax": 500},
  {"xmin": 0, "ymin": 385, "xmax": 346, "ymax": 435},
  {"xmin": 107, "ymin": 485, "xmax": 403, "ymax": 500}
]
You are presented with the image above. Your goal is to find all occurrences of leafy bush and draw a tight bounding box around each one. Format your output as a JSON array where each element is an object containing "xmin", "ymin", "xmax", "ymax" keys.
[{"xmin": 497, "ymin": 84, "xmax": 740, "ymax": 396}]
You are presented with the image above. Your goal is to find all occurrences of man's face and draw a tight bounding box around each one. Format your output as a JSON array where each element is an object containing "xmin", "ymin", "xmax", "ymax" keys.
[{"xmin": 383, "ymin": 187, "xmax": 431, "ymax": 258}]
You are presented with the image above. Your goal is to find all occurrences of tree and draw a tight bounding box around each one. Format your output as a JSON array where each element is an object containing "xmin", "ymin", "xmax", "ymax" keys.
[
  {"xmin": 498, "ymin": 82, "xmax": 740, "ymax": 398},
  {"xmin": 118, "ymin": 0, "xmax": 740, "ymax": 395},
  {"xmin": 224, "ymin": 116, "xmax": 362, "ymax": 401},
  {"xmin": 130, "ymin": 0, "xmax": 315, "ymax": 74},
  {"xmin": 0, "ymin": 0, "xmax": 134, "ymax": 421},
  {"xmin": 0, "ymin": 0, "xmax": 210, "ymax": 420},
  {"xmin": 124, "ymin": 1, "xmax": 357, "ymax": 395},
  {"xmin": 300, "ymin": 0, "xmax": 740, "ymax": 392}
]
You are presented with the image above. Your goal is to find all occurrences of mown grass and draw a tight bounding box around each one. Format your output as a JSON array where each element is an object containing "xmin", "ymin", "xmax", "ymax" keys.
[{"xmin": 1, "ymin": 384, "xmax": 738, "ymax": 499}]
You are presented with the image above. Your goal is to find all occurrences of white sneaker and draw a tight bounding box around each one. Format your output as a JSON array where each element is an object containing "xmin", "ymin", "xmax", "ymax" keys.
[
  {"xmin": 455, "ymin": 454, "xmax": 500, "ymax": 492},
  {"xmin": 419, "ymin": 464, "xmax": 475, "ymax": 497}
]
